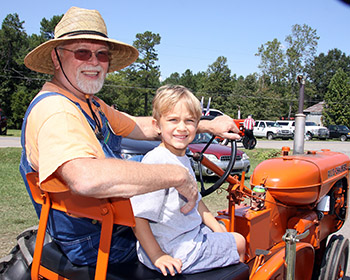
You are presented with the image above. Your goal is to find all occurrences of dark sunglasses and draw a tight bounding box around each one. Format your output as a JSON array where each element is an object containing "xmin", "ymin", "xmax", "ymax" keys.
[{"xmin": 58, "ymin": 47, "xmax": 110, "ymax": 63}]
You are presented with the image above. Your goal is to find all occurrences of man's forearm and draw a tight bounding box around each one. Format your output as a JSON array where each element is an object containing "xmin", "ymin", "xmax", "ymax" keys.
[{"xmin": 56, "ymin": 157, "xmax": 189, "ymax": 198}]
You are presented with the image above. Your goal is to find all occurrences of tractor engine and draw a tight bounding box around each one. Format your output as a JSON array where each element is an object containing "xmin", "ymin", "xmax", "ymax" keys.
[{"xmin": 249, "ymin": 149, "xmax": 349, "ymax": 249}]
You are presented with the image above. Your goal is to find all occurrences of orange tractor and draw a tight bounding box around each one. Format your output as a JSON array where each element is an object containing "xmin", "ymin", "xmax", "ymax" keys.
[{"xmin": 198, "ymin": 141, "xmax": 349, "ymax": 279}]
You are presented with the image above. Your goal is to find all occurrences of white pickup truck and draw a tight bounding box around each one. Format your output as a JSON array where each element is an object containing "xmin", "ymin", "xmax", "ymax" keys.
[
  {"xmin": 276, "ymin": 120, "xmax": 329, "ymax": 140},
  {"xmin": 254, "ymin": 120, "xmax": 294, "ymax": 140}
]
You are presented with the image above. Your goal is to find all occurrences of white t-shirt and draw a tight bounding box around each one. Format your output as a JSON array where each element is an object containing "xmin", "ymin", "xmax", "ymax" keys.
[{"xmin": 130, "ymin": 146, "xmax": 203, "ymax": 271}]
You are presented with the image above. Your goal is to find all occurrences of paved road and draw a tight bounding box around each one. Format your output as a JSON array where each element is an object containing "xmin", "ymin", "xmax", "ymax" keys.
[
  {"xmin": 2, "ymin": 137, "xmax": 349, "ymax": 276},
  {"xmin": 0, "ymin": 136, "xmax": 20, "ymax": 147},
  {"xmin": 255, "ymin": 139, "xmax": 350, "ymax": 158}
]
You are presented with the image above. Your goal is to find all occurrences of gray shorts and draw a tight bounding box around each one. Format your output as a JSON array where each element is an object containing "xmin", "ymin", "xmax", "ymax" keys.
[{"xmin": 182, "ymin": 225, "xmax": 240, "ymax": 274}]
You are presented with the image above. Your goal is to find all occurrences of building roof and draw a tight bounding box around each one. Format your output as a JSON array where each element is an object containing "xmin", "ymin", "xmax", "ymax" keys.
[{"xmin": 304, "ymin": 101, "xmax": 325, "ymax": 113}]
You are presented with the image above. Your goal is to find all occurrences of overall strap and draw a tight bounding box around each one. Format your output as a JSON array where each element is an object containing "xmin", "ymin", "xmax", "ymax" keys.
[
  {"xmin": 20, "ymin": 92, "xmax": 103, "ymax": 148},
  {"xmin": 21, "ymin": 92, "xmax": 75, "ymax": 149}
]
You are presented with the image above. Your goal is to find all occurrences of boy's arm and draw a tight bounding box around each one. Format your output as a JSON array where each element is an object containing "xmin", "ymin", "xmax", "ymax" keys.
[
  {"xmin": 132, "ymin": 217, "xmax": 183, "ymax": 276},
  {"xmin": 197, "ymin": 200, "xmax": 227, "ymax": 232}
]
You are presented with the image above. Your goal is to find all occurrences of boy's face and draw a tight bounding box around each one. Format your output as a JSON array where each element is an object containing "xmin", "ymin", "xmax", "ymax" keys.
[{"xmin": 154, "ymin": 99, "xmax": 199, "ymax": 156}]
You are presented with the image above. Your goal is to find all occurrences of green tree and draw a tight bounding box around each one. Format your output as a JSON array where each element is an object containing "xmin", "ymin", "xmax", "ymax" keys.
[
  {"xmin": 306, "ymin": 48, "xmax": 350, "ymax": 101},
  {"xmin": 40, "ymin": 15, "xmax": 63, "ymax": 40},
  {"xmin": 256, "ymin": 38, "xmax": 286, "ymax": 84},
  {"xmin": 128, "ymin": 31, "xmax": 161, "ymax": 115},
  {"xmin": 323, "ymin": 68, "xmax": 350, "ymax": 127},
  {"xmin": 200, "ymin": 56, "xmax": 234, "ymax": 113},
  {"xmin": 162, "ymin": 72, "xmax": 181, "ymax": 85},
  {"xmin": 0, "ymin": 13, "xmax": 29, "ymax": 127},
  {"xmin": 285, "ymin": 24, "xmax": 319, "ymax": 118}
]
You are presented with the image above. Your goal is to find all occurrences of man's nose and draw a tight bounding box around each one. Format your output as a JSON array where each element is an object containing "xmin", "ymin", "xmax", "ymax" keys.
[{"xmin": 88, "ymin": 53, "xmax": 100, "ymax": 65}]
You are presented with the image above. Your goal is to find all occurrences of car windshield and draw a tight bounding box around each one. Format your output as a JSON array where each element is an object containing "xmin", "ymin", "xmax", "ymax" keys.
[
  {"xmin": 338, "ymin": 125, "xmax": 350, "ymax": 131},
  {"xmin": 191, "ymin": 133, "xmax": 219, "ymax": 144},
  {"xmin": 266, "ymin": 122, "xmax": 280, "ymax": 127},
  {"xmin": 305, "ymin": 122, "xmax": 317, "ymax": 126}
]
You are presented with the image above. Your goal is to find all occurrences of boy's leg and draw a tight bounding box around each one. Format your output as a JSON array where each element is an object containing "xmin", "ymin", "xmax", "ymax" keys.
[{"xmin": 231, "ymin": 232, "xmax": 246, "ymax": 262}]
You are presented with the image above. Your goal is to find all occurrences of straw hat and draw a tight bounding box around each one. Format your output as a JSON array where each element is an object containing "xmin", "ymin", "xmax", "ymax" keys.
[{"xmin": 24, "ymin": 6, "xmax": 139, "ymax": 74}]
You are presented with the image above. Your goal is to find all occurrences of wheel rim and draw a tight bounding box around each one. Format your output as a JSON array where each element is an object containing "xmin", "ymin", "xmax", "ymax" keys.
[{"xmin": 319, "ymin": 235, "xmax": 349, "ymax": 280}]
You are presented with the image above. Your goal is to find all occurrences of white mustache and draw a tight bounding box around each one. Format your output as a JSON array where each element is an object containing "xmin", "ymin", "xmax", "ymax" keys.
[{"xmin": 79, "ymin": 65, "xmax": 104, "ymax": 72}]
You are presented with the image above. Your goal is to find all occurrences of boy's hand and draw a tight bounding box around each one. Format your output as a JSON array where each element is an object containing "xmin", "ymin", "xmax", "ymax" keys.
[{"xmin": 154, "ymin": 254, "xmax": 182, "ymax": 276}]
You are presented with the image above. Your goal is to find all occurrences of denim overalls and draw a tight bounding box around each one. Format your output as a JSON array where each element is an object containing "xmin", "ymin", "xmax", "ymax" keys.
[{"xmin": 19, "ymin": 92, "xmax": 136, "ymax": 266}]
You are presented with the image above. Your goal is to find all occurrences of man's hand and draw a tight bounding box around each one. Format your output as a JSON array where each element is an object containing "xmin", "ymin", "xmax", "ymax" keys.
[
  {"xmin": 175, "ymin": 171, "xmax": 198, "ymax": 214},
  {"xmin": 198, "ymin": 115, "xmax": 241, "ymax": 140},
  {"xmin": 154, "ymin": 254, "xmax": 182, "ymax": 276}
]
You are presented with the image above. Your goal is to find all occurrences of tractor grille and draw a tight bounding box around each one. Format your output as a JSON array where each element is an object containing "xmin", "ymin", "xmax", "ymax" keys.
[{"xmin": 220, "ymin": 155, "xmax": 242, "ymax": 161}]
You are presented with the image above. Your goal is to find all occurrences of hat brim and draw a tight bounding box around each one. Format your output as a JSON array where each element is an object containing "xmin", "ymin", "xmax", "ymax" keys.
[{"xmin": 24, "ymin": 35, "xmax": 139, "ymax": 75}]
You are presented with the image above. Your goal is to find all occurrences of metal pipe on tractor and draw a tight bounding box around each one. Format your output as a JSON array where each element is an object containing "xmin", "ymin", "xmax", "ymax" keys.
[{"xmin": 293, "ymin": 75, "xmax": 306, "ymax": 155}]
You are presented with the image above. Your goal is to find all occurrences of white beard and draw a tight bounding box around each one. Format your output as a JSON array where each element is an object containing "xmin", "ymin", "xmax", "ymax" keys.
[{"xmin": 76, "ymin": 65, "xmax": 106, "ymax": 94}]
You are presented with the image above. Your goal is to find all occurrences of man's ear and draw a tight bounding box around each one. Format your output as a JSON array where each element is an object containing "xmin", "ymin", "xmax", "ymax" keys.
[
  {"xmin": 152, "ymin": 118, "xmax": 161, "ymax": 135},
  {"xmin": 51, "ymin": 49, "xmax": 60, "ymax": 70}
]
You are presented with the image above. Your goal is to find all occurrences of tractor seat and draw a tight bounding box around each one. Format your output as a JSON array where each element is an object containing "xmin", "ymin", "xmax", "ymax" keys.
[{"xmin": 42, "ymin": 241, "xmax": 249, "ymax": 280}]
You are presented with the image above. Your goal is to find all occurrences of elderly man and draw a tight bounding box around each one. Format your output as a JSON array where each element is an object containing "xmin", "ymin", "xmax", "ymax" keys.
[{"xmin": 21, "ymin": 7, "xmax": 240, "ymax": 266}]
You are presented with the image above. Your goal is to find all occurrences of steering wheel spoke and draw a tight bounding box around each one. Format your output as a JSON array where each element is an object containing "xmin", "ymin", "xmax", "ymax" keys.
[{"xmin": 192, "ymin": 134, "xmax": 237, "ymax": 197}]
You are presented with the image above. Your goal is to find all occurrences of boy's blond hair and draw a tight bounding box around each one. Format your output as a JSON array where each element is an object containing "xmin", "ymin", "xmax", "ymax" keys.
[{"xmin": 152, "ymin": 85, "xmax": 202, "ymax": 121}]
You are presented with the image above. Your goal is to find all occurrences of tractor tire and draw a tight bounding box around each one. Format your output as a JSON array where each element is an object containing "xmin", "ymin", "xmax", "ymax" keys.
[
  {"xmin": 318, "ymin": 235, "xmax": 349, "ymax": 280},
  {"xmin": 243, "ymin": 136, "xmax": 257, "ymax": 149}
]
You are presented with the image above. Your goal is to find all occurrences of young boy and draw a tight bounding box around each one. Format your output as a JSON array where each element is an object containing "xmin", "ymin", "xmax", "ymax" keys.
[{"xmin": 130, "ymin": 85, "xmax": 245, "ymax": 276}]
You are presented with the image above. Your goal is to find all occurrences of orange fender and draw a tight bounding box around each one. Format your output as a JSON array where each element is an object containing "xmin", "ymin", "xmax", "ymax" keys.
[{"xmin": 250, "ymin": 242, "xmax": 314, "ymax": 280}]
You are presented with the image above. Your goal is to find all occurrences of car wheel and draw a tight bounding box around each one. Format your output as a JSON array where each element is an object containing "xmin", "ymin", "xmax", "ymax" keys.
[
  {"xmin": 267, "ymin": 133, "xmax": 274, "ymax": 140},
  {"xmin": 340, "ymin": 135, "xmax": 347, "ymax": 142},
  {"xmin": 305, "ymin": 132, "xmax": 312, "ymax": 141}
]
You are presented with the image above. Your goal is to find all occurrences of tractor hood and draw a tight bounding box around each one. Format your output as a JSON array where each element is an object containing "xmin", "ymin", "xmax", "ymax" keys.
[{"xmin": 250, "ymin": 150, "xmax": 349, "ymax": 206}]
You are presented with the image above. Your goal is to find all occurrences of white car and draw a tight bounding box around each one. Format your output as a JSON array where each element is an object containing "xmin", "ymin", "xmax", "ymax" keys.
[
  {"xmin": 254, "ymin": 120, "xmax": 294, "ymax": 140},
  {"xmin": 276, "ymin": 120, "xmax": 329, "ymax": 140}
]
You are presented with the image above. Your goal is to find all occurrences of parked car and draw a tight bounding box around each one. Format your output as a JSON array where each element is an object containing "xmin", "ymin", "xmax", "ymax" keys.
[
  {"xmin": 202, "ymin": 108, "xmax": 224, "ymax": 117},
  {"xmin": 327, "ymin": 124, "xmax": 350, "ymax": 141},
  {"xmin": 276, "ymin": 120, "xmax": 329, "ymax": 141},
  {"xmin": 120, "ymin": 138, "xmax": 160, "ymax": 161},
  {"xmin": 0, "ymin": 108, "xmax": 7, "ymax": 135},
  {"xmin": 120, "ymin": 133, "xmax": 250, "ymax": 177},
  {"xmin": 304, "ymin": 121, "xmax": 329, "ymax": 140},
  {"xmin": 254, "ymin": 120, "xmax": 293, "ymax": 140},
  {"xmin": 189, "ymin": 133, "xmax": 250, "ymax": 177},
  {"xmin": 275, "ymin": 120, "xmax": 295, "ymax": 133}
]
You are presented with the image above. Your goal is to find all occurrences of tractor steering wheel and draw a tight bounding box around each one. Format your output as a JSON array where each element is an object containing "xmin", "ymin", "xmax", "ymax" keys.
[{"xmin": 194, "ymin": 116, "xmax": 237, "ymax": 197}]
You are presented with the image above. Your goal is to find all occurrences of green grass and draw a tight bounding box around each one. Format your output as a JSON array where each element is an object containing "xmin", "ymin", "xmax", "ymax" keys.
[
  {"xmin": 0, "ymin": 147, "xmax": 38, "ymax": 257},
  {"xmin": 201, "ymin": 148, "xmax": 280, "ymax": 214},
  {"xmin": 0, "ymin": 145, "xmax": 280, "ymax": 257},
  {"xmin": 3, "ymin": 129, "xmax": 21, "ymax": 137}
]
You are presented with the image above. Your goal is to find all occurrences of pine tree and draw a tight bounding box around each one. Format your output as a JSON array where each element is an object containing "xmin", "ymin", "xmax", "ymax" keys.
[{"xmin": 323, "ymin": 68, "xmax": 350, "ymax": 127}]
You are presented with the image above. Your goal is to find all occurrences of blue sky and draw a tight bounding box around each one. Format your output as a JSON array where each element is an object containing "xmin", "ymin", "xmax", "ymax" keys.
[{"xmin": 1, "ymin": 0, "xmax": 349, "ymax": 79}]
